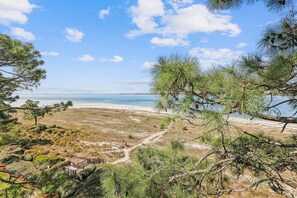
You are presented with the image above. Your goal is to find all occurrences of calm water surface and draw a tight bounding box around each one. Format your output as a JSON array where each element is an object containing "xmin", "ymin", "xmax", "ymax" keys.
[{"xmin": 14, "ymin": 94, "xmax": 296, "ymax": 118}]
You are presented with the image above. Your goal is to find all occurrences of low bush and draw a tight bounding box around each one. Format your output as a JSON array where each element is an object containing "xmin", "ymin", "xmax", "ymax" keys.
[{"xmin": 33, "ymin": 155, "xmax": 63, "ymax": 166}]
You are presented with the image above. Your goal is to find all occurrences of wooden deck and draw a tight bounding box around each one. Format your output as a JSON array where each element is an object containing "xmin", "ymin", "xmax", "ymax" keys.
[{"xmin": 61, "ymin": 157, "xmax": 106, "ymax": 176}]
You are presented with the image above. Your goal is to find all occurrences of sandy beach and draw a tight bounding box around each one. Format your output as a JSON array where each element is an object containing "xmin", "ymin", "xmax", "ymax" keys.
[
  {"xmin": 72, "ymin": 103, "xmax": 297, "ymax": 133},
  {"xmin": 72, "ymin": 103, "xmax": 158, "ymax": 113}
]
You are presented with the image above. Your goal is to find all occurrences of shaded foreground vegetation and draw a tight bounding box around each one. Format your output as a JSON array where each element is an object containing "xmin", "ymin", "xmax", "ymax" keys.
[{"xmin": 0, "ymin": 109, "xmax": 295, "ymax": 197}]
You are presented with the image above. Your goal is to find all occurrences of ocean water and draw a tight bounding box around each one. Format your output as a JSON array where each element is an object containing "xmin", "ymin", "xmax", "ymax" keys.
[
  {"xmin": 14, "ymin": 94, "xmax": 296, "ymax": 118},
  {"xmin": 14, "ymin": 94, "xmax": 158, "ymax": 108}
]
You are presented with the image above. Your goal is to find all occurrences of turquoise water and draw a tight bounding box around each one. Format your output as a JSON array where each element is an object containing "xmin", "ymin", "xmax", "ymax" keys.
[
  {"xmin": 15, "ymin": 94, "xmax": 158, "ymax": 108},
  {"xmin": 14, "ymin": 94, "xmax": 296, "ymax": 118}
]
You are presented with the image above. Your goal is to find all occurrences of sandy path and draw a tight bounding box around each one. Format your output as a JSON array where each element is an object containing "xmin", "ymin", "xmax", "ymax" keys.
[
  {"xmin": 184, "ymin": 143, "xmax": 210, "ymax": 150},
  {"xmin": 111, "ymin": 125, "xmax": 171, "ymax": 164}
]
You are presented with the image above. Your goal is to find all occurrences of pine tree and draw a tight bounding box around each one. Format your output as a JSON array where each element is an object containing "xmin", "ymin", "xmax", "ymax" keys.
[
  {"xmin": 103, "ymin": 1, "xmax": 297, "ymax": 197},
  {"xmin": 0, "ymin": 33, "xmax": 46, "ymax": 129},
  {"xmin": 21, "ymin": 100, "xmax": 73, "ymax": 126}
]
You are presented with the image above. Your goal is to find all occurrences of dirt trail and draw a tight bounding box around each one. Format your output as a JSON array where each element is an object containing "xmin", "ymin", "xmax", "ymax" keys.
[{"xmin": 111, "ymin": 125, "xmax": 171, "ymax": 164}]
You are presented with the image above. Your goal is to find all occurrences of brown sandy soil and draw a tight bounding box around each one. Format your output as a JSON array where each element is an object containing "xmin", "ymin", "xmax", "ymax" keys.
[
  {"xmin": 153, "ymin": 117, "xmax": 296, "ymax": 158},
  {"xmin": 15, "ymin": 108, "xmax": 166, "ymax": 163},
  {"xmin": 15, "ymin": 108, "xmax": 296, "ymax": 162},
  {"xmin": 12, "ymin": 107, "xmax": 296, "ymax": 197}
]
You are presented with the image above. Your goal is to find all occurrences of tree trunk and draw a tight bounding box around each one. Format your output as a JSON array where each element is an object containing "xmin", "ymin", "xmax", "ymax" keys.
[{"xmin": 34, "ymin": 117, "xmax": 38, "ymax": 126}]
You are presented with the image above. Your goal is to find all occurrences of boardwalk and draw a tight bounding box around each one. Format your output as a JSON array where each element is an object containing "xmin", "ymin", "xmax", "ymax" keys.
[{"xmin": 62, "ymin": 157, "xmax": 106, "ymax": 176}]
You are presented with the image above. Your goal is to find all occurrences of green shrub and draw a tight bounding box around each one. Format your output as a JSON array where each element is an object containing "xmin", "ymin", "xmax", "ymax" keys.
[
  {"xmin": 34, "ymin": 155, "xmax": 63, "ymax": 166},
  {"xmin": 35, "ymin": 170, "xmax": 70, "ymax": 195},
  {"xmin": 0, "ymin": 133, "xmax": 17, "ymax": 146}
]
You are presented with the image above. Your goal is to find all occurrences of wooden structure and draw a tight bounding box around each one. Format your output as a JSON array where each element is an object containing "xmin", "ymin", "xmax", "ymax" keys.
[
  {"xmin": 87, "ymin": 158, "xmax": 106, "ymax": 164},
  {"xmin": 61, "ymin": 157, "xmax": 106, "ymax": 176}
]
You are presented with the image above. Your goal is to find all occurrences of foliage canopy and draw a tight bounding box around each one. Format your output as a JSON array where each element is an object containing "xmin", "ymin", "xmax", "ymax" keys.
[
  {"xmin": 103, "ymin": 1, "xmax": 297, "ymax": 197},
  {"xmin": 0, "ymin": 33, "xmax": 46, "ymax": 128}
]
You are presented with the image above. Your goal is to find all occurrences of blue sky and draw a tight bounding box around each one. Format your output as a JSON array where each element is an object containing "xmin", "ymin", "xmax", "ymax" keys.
[{"xmin": 0, "ymin": 0, "xmax": 279, "ymax": 94}]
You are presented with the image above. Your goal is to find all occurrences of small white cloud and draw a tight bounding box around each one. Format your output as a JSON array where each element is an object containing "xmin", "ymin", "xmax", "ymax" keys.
[
  {"xmin": 237, "ymin": 42, "xmax": 248, "ymax": 48},
  {"xmin": 10, "ymin": 27, "xmax": 35, "ymax": 41},
  {"xmin": 110, "ymin": 55, "xmax": 123, "ymax": 62},
  {"xmin": 99, "ymin": 7, "xmax": 110, "ymax": 19},
  {"xmin": 65, "ymin": 28, "xmax": 84, "ymax": 42},
  {"xmin": 200, "ymin": 37, "xmax": 208, "ymax": 43},
  {"xmin": 141, "ymin": 61, "xmax": 155, "ymax": 70},
  {"xmin": 77, "ymin": 54, "xmax": 95, "ymax": 62},
  {"xmin": 0, "ymin": 0, "xmax": 36, "ymax": 25},
  {"xmin": 150, "ymin": 36, "xmax": 189, "ymax": 47},
  {"xmin": 101, "ymin": 55, "xmax": 124, "ymax": 63},
  {"xmin": 189, "ymin": 47, "xmax": 243, "ymax": 70},
  {"xmin": 41, "ymin": 51, "xmax": 59, "ymax": 57},
  {"xmin": 117, "ymin": 79, "xmax": 151, "ymax": 84}
]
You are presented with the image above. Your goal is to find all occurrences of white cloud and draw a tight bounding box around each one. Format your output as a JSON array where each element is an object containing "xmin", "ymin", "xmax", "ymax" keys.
[
  {"xmin": 10, "ymin": 27, "xmax": 35, "ymax": 41},
  {"xmin": 162, "ymin": 5, "xmax": 240, "ymax": 37},
  {"xmin": 110, "ymin": 55, "xmax": 123, "ymax": 62},
  {"xmin": 189, "ymin": 47, "xmax": 243, "ymax": 69},
  {"xmin": 150, "ymin": 36, "xmax": 188, "ymax": 47},
  {"xmin": 200, "ymin": 37, "xmax": 208, "ymax": 43},
  {"xmin": 128, "ymin": 1, "xmax": 241, "ymax": 46},
  {"xmin": 141, "ymin": 61, "xmax": 156, "ymax": 70},
  {"xmin": 77, "ymin": 54, "xmax": 95, "ymax": 62},
  {"xmin": 101, "ymin": 55, "xmax": 124, "ymax": 63},
  {"xmin": 0, "ymin": 0, "xmax": 36, "ymax": 25},
  {"xmin": 237, "ymin": 42, "xmax": 248, "ymax": 48},
  {"xmin": 41, "ymin": 51, "xmax": 59, "ymax": 57},
  {"xmin": 65, "ymin": 28, "xmax": 84, "ymax": 42},
  {"xmin": 117, "ymin": 79, "xmax": 151, "ymax": 84},
  {"xmin": 168, "ymin": 0, "xmax": 194, "ymax": 10},
  {"xmin": 128, "ymin": 0, "xmax": 165, "ymax": 38},
  {"xmin": 99, "ymin": 7, "xmax": 110, "ymax": 19},
  {"xmin": 108, "ymin": 55, "xmax": 124, "ymax": 63}
]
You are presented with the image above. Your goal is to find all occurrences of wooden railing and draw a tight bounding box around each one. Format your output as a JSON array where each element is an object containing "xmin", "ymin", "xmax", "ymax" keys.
[
  {"xmin": 62, "ymin": 166, "xmax": 77, "ymax": 176},
  {"xmin": 87, "ymin": 158, "xmax": 106, "ymax": 164}
]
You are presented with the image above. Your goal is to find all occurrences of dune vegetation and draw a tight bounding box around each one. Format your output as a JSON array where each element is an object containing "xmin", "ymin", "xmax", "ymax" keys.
[{"xmin": 0, "ymin": 0, "xmax": 296, "ymax": 197}]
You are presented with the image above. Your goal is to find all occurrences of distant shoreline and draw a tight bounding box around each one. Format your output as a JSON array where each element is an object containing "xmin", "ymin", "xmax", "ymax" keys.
[
  {"xmin": 72, "ymin": 103, "xmax": 297, "ymax": 133},
  {"xmin": 72, "ymin": 103, "xmax": 159, "ymax": 113},
  {"xmin": 13, "ymin": 94, "xmax": 297, "ymax": 133},
  {"xmin": 16, "ymin": 93, "xmax": 154, "ymax": 96}
]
